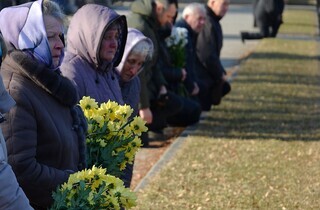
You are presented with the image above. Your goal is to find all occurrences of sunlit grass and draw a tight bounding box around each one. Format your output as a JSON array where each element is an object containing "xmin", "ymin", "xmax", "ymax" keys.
[{"xmin": 280, "ymin": 9, "xmax": 318, "ymax": 36}]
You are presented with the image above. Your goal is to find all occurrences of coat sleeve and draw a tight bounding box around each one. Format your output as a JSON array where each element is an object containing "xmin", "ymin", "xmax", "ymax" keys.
[
  {"xmin": 0, "ymin": 130, "xmax": 33, "ymax": 210},
  {"xmin": 3, "ymin": 91, "xmax": 72, "ymax": 208},
  {"xmin": 196, "ymin": 23, "xmax": 225, "ymax": 82}
]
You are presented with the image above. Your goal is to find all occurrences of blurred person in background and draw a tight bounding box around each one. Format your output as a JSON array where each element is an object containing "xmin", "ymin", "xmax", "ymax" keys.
[
  {"xmin": 127, "ymin": 0, "xmax": 185, "ymax": 146},
  {"xmin": 240, "ymin": 0, "xmax": 285, "ymax": 42},
  {"xmin": 175, "ymin": 2, "xmax": 206, "ymax": 101},
  {"xmin": 157, "ymin": 2, "xmax": 202, "ymax": 128},
  {"xmin": 196, "ymin": 0, "xmax": 231, "ymax": 111}
]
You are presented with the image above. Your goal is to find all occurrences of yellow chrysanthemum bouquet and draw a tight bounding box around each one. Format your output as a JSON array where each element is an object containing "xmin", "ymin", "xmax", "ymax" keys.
[
  {"xmin": 79, "ymin": 96, "xmax": 147, "ymax": 177},
  {"xmin": 51, "ymin": 96, "xmax": 147, "ymax": 209},
  {"xmin": 50, "ymin": 166, "xmax": 136, "ymax": 210}
]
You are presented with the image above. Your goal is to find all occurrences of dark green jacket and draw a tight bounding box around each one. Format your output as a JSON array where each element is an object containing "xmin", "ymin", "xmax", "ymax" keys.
[{"xmin": 127, "ymin": 0, "xmax": 167, "ymax": 109}]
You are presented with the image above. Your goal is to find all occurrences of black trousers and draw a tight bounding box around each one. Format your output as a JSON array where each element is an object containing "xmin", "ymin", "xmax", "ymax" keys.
[
  {"xmin": 198, "ymin": 79, "xmax": 231, "ymax": 111},
  {"xmin": 166, "ymin": 95, "xmax": 202, "ymax": 127},
  {"xmin": 148, "ymin": 91, "xmax": 184, "ymax": 131}
]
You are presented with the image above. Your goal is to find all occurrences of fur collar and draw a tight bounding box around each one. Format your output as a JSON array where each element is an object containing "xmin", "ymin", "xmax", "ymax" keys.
[{"xmin": 5, "ymin": 50, "xmax": 78, "ymax": 107}]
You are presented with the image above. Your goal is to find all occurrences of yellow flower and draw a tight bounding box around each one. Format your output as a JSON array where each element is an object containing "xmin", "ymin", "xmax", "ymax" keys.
[
  {"xmin": 119, "ymin": 161, "xmax": 126, "ymax": 171},
  {"xmin": 120, "ymin": 189, "xmax": 137, "ymax": 209},
  {"xmin": 125, "ymin": 147, "xmax": 137, "ymax": 163},
  {"xmin": 110, "ymin": 186, "xmax": 137, "ymax": 209},
  {"xmin": 78, "ymin": 96, "xmax": 144, "ymax": 182},
  {"xmin": 105, "ymin": 174, "xmax": 124, "ymax": 188},
  {"xmin": 99, "ymin": 100, "xmax": 119, "ymax": 121},
  {"xmin": 92, "ymin": 114, "xmax": 105, "ymax": 128},
  {"xmin": 52, "ymin": 166, "xmax": 137, "ymax": 209},
  {"xmin": 107, "ymin": 196, "xmax": 120, "ymax": 210},
  {"xmin": 79, "ymin": 96, "xmax": 98, "ymax": 110},
  {"xmin": 131, "ymin": 136, "xmax": 143, "ymax": 148},
  {"xmin": 107, "ymin": 121, "xmax": 117, "ymax": 135},
  {"xmin": 97, "ymin": 138, "xmax": 107, "ymax": 147},
  {"xmin": 114, "ymin": 104, "xmax": 133, "ymax": 122},
  {"xmin": 129, "ymin": 116, "xmax": 148, "ymax": 136}
]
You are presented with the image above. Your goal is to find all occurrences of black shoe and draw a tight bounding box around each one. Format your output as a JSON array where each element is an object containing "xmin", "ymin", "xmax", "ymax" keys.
[
  {"xmin": 141, "ymin": 132, "xmax": 149, "ymax": 148},
  {"xmin": 240, "ymin": 32, "xmax": 245, "ymax": 43}
]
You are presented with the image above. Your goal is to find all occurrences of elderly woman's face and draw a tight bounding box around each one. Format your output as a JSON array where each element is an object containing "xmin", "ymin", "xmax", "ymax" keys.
[
  {"xmin": 121, "ymin": 52, "xmax": 146, "ymax": 82},
  {"xmin": 43, "ymin": 15, "xmax": 64, "ymax": 68},
  {"xmin": 99, "ymin": 27, "xmax": 119, "ymax": 62}
]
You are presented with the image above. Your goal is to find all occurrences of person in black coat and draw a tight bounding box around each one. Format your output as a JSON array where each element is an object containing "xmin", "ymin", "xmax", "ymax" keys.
[
  {"xmin": 158, "ymin": 25, "xmax": 202, "ymax": 128},
  {"xmin": 175, "ymin": 2, "xmax": 206, "ymax": 101},
  {"xmin": 241, "ymin": 0, "xmax": 285, "ymax": 42},
  {"xmin": 196, "ymin": 0, "xmax": 231, "ymax": 111}
]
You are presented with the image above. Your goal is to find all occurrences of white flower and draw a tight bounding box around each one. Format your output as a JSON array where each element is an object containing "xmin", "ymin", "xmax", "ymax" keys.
[{"xmin": 165, "ymin": 27, "xmax": 188, "ymax": 48}]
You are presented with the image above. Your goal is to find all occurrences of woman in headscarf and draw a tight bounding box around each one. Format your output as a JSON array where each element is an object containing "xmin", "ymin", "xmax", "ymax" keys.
[
  {"xmin": 61, "ymin": 3, "xmax": 127, "ymax": 104},
  {"xmin": 116, "ymin": 28, "xmax": 154, "ymax": 187},
  {"xmin": 0, "ymin": 0, "xmax": 87, "ymax": 209},
  {"xmin": 116, "ymin": 28, "xmax": 154, "ymax": 118}
]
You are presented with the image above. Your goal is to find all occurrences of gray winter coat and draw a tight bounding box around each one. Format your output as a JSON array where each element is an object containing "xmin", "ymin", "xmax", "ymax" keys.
[{"xmin": 61, "ymin": 4, "xmax": 127, "ymax": 104}]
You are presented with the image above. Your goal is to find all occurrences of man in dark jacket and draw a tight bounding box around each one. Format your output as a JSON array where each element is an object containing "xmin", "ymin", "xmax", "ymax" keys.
[
  {"xmin": 127, "ymin": 0, "xmax": 184, "ymax": 145},
  {"xmin": 196, "ymin": 0, "xmax": 231, "ymax": 111},
  {"xmin": 241, "ymin": 0, "xmax": 285, "ymax": 41},
  {"xmin": 175, "ymin": 2, "xmax": 206, "ymax": 99}
]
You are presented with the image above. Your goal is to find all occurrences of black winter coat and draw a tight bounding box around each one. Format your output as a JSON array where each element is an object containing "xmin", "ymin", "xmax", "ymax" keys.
[{"xmin": 196, "ymin": 5, "xmax": 225, "ymax": 84}]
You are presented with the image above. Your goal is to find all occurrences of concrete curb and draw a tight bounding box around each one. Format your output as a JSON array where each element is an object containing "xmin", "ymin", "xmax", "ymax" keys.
[{"xmin": 134, "ymin": 114, "xmax": 206, "ymax": 192}]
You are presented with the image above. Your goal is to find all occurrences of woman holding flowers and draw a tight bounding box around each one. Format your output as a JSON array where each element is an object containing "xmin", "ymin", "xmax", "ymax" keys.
[{"xmin": 0, "ymin": 0, "xmax": 87, "ymax": 209}]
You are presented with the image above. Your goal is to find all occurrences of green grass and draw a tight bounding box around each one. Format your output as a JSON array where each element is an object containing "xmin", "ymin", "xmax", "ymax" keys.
[
  {"xmin": 286, "ymin": 0, "xmax": 316, "ymax": 5},
  {"xmin": 132, "ymin": 10, "xmax": 320, "ymax": 210}
]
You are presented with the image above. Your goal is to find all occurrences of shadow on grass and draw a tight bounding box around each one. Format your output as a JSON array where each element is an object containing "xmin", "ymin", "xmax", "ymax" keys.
[
  {"xmin": 284, "ymin": 22, "xmax": 318, "ymax": 28},
  {"xmin": 251, "ymin": 52, "xmax": 319, "ymax": 60},
  {"xmin": 191, "ymin": 48, "xmax": 320, "ymax": 142},
  {"xmin": 235, "ymin": 71, "xmax": 320, "ymax": 85},
  {"xmin": 192, "ymin": 86, "xmax": 320, "ymax": 141},
  {"xmin": 196, "ymin": 113, "xmax": 319, "ymax": 141}
]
